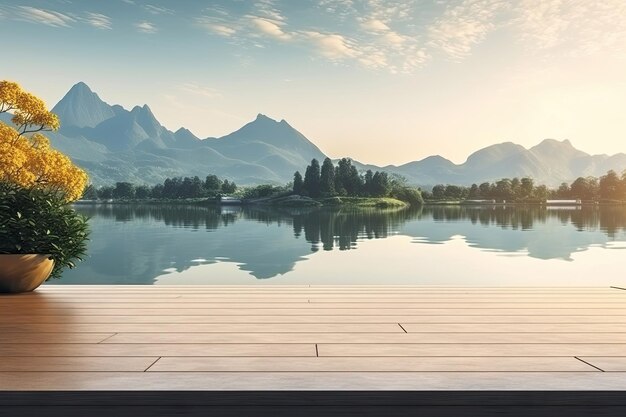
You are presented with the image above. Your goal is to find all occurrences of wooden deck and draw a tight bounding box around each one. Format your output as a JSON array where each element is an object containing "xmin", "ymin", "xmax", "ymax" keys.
[{"xmin": 1, "ymin": 285, "xmax": 626, "ymax": 390}]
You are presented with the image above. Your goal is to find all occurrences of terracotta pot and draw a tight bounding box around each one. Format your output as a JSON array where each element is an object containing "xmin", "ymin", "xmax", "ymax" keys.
[{"xmin": 0, "ymin": 254, "xmax": 55, "ymax": 293}]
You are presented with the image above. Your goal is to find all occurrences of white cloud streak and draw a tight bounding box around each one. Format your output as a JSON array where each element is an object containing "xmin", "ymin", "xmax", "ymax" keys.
[
  {"xmin": 135, "ymin": 21, "xmax": 157, "ymax": 34},
  {"xmin": 179, "ymin": 83, "xmax": 222, "ymax": 99},
  {"xmin": 250, "ymin": 17, "xmax": 292, "ymax": 40},
  {"xmin": 143, "ymin": 4, "xmax": 174, "ymax": 15},
  {"xmin": 14, "ymin": 6, "xmax": 75, "ymax": 27},
  {"xmin": 84, "ymin": 12, "xmax": 112, "ymax": 30}
]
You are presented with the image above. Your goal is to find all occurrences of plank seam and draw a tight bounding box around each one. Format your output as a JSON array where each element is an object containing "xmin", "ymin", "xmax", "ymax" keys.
[
  {"xmin": 144, "ymin": 357, "xmax": 161, "ymax": 372},
  {"xmin": 574, "ymin": 356, "xmax": 604, "ymax": 372},
  {"xmin": 97, "ymin": 333, "xmax": 118, "ymax": 344}
]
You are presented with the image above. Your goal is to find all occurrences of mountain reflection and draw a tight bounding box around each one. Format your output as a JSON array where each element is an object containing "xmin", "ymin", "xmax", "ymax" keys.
[{"xmin": 58, "ymin": 204, "xmax": 626, "ymax": 284}]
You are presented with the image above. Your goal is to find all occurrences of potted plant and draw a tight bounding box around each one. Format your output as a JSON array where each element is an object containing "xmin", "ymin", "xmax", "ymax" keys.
[{"xmin": 0, "ymin": 80, "xmax": 89, "ymax": 293}]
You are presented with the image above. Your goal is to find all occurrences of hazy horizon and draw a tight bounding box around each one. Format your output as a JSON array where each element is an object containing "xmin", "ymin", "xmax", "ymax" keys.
[{"xmin": 2, "ymin": 0, "xmax": 626, "ymax": 165}]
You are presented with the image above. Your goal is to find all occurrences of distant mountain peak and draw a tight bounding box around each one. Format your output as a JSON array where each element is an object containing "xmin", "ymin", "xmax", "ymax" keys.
[
  {"xmin": 536, "ymin": 138, "xmax": 573, "ymax": 147},
  {"xmin": 52, "ymin": 81, "xmax": 115, "ymax": 128},
  {"xmin": 255, "ymin": 113, "xmax": 274, "ymax": 121},
  {"xmin": 69, "ymin": 81, "xmax": 93, "ymax": 93},
  {"xmin": 175, "ymin": 127, "xmax": 192, "ymax": 135}
]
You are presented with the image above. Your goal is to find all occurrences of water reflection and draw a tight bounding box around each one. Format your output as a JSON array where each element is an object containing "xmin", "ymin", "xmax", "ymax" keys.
[{"xmin": 55, "ymin": 204, "xmax": 626, "ymax": 284}]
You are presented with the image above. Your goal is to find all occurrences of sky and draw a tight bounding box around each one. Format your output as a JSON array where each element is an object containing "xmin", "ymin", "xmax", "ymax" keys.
[{"xmin": 1, "ymin": 0, "xmax": 626, "ymax": 165}]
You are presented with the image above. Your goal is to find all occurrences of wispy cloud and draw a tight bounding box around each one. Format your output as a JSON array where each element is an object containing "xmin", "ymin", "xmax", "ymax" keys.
[
  {"xmin": 14, "ymin": 6, "xmax": 75, "ymax": 27},
  {"xmin": 250, "ymin": 17, "xmax": 292, "ymax": 40},
  {"xmin": 179, "ymin": 83, "xmax": 222, "ymax": 99},
  {"xmin": 303, "ymin": 31, "xmax": 359, "ymax": 59},
  {"xmin": 135, "ymin": 21, "xmax": 157, "ymax": 34},
  {"xmin": 84, "ymin": 12, "xmax": 112, "ymax": 30},
  {"xmin": 427, "ymin": 0, "xmax": 506, "ymax": 61},
  {"xmin": 514, "ymin": 0, "xmax": 626, "ymax": 56},
  {"xmin": 143, "ymin": 4, "xmax": 174, "ymax": 15},
  {"xmin": 191, "ymin": 0, "xmax": 626, "ymax": 74}
]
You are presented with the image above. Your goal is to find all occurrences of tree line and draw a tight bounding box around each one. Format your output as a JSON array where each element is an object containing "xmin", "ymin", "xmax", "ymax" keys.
[
  {"xmin": 82, "ymin": 175, "xmax": 237, "ymax": 200},
  {"xmin": 293, "ymin": 157, "xmax": 423, "ymax": 205},
  {"xmin": 426, "ymin": 170, "xmax": 626, "ymax": 202}
]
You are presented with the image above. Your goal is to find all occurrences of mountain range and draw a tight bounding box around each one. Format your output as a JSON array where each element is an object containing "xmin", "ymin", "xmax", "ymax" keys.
[{"xmin": 4, "ymin": 82, "xmax": 626, "ymax": 187}]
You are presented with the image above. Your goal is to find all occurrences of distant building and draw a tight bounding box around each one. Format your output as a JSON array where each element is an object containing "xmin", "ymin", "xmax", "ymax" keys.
[
  {"xmin": 545, "ymin": 199, "xmax": 582, "ymax": 205},
  {"xmin": 219, "ymin": 196, "xmax": 242, "ymax": 205},
  {"xmin": 462, "ymin": 199, "xmax": 497, "ymax": 205}
]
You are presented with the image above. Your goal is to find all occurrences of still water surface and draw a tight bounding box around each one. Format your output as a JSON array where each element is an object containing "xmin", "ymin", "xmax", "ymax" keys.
[{"xmin": 49, "ymin": 204, "xmax": 626, "ymax": 286}]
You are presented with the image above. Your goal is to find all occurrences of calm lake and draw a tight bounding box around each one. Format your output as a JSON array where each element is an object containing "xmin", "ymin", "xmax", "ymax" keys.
[{"xmin": 48, "ymin": 204, "xmax": 626, "ymax": 286}]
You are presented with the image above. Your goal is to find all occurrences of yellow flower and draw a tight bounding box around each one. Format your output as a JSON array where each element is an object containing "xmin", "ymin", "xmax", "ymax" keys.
[{"xmin": 0, "ymin": 80, "xmax": 87, "ymax": 202}]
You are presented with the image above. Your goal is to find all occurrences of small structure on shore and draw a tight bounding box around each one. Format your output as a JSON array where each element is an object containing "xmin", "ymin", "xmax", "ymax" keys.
[
  {"xmin": 545, "ymin": 199, "xmax": 582, "ymax": 206},
  {"xmin": 461, "ymin": 199, "xmax": 497, "ymax": 205},
  {"xmin": 219, "ymin": 196, "xmax": 242, "ymax": 205}
]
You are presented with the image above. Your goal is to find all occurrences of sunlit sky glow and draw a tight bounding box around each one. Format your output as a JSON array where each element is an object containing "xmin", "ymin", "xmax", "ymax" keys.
[{"xmin": 2, "ymin": 0, "xmax": 626, "ymax": 164}]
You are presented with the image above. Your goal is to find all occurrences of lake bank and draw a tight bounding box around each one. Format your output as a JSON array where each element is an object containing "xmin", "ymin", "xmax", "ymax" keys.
[{"xmin": 75, "ymin": 196, "xmax": 410, "ymax": 209}]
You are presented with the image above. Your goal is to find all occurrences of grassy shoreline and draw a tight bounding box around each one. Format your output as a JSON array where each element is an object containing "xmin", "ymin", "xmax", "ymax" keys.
[{"xmin": 74, "ymin": 196, "xmax": 410, "ymax": 209}]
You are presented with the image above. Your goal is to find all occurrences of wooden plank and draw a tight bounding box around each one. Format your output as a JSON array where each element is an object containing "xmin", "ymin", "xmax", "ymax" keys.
[
  {"xmin": 6, "ymin": 314, "xmax": 626, "ymax": 324},
  {"xmin": 3, "ymin": 308, "xmax": 625, "ymax": 316},
  {"xmin": 148, "ymin": 356, "xmax": 592, "ymax": 372},
  {"xmin": 0, "ymin": 371, "xmax": 622, "ymax": 391},
  {"xmin": 3, "ymin": 302, "xmax": 625, "ymax": 308},
  {"xmin": 6, "ymin": 293, "xmax": 626, "ymax": 305},
  {"xmin": 576, "ymin": 357, "xmax": 626, "ymax": 372},
  {"xmin": 0, "ymin": 295, "xmax": 626, "ymax": 309},
  {"xmin": 0, "ymin": 343, "xmax": 316, "ymax": 357},
  {"xmin": 318, "ymin": 344, "xmax": 626, "ymax": 357},
  {"xmin": 400, "ymin": 323, "xmax": 624, "ymax": 333},
  {"xmin": 0, "ymin": 302, "xmax": 626, "ymax": 308},
  {"xmin": 0, "ymin": 357, "xmax": 157, "ymax": 372},
  {"xmin": 0, "ymin": 323, "xmax": 404, "ymax": 333},
  {"xmin": 0, "ymin": 333, "xmax": 114, "ymax": 344},
  {"xmin": 93, "ymin": 332, "xmax": 626, "ymax": 344}
]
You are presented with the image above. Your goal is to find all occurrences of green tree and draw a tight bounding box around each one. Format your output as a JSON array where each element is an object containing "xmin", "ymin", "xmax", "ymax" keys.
[
  {"xmin": 293, "ymin": 171, "xmax": 304, "ymax": 195},
  {"xmin": 444, "ymin": 184, "xmax": 463, "ymax": 200},
  {"xmin": 113, "ymin": 182, "xmax": 135, "ymax": 199},
  {"xmin": 150, "ymin": 184, "xmax": 164, "ymax": 198},
  {"xmin": 98, "ymin": 186, "xmax": 114, "ymax": 199},
  {"xmin": 479, "ymin": 182, "xmax": 492, "ymax": 199},
  {"xmin": 432, "ymin": 184, "xmax": 445, "ymax": 199},
  {"xmin": 511, "ymin": 177, "xmax": 521, "ymax": 199},
  {"xmin": 495, "ymin": 179, "xmax": 513, "ymax": 201},
  {"xmin": 135, "ymin": 185, "xmax": 150, "ymax": 199},
  {"xmin": 520, "ymin": 177, "xmax": 534, "ymax": 199},
  {"xmin": 600, "ymin": 170, "xmax": 622, "ymax": 199},
  {"xmin": 303, "ymin": 158, "xmax": 321, "ymax": 197},
  {"xmin": 221, "ymin": 179, "xmax": 237, "ymax": 194},
  {"xmin": 468, "ymin": 184, "xmax": 480, "ymax": 199},
  {"xmin": 319, "ymin": 158, "xmax": 335, "ymax": 196},
  {"xmin": 204, "ymin": 175, "xmax": 221, "ymax": 193},
  {"xmin": 370, "ymin": 171, "xmax": 390, "ymax": 197},
  {"xmin": 556, "ymin": 182, "xmax": 570, "ymax": 199},
  {"xmin": 363, "ymin": 170, "xmax": 374, "ymax": 196},
  {"xmin": 533, "ymin": 185, "xmax": 548, "ymax": 201}
]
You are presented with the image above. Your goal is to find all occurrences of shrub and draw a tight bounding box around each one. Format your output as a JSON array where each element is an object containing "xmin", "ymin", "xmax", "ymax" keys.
[
  {"xmin": 391, "ymin": 186, "xmax": 424, "ymax": 206},
  {"xmin": 0, "ymin": 182, "xmax": 89, "ymax": 279}
]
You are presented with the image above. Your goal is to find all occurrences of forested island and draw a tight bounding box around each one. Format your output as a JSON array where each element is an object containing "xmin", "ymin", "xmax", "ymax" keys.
[{"xmin": 79, "ymin": 158, "xmax": 626, "ymax": 207}]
